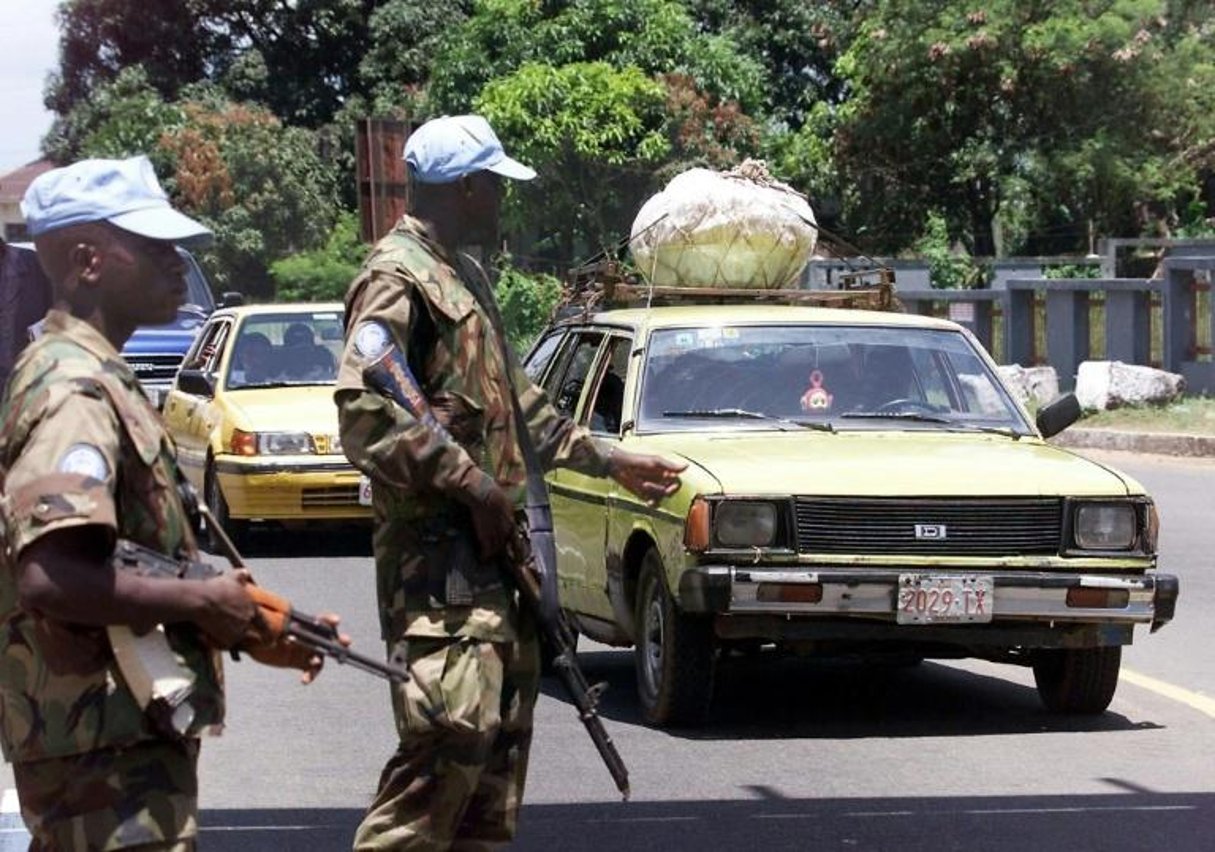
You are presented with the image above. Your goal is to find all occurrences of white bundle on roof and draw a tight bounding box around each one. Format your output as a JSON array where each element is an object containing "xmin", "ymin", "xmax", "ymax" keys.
[{"xmin": 629, "ymin": 160, "xmax": 818, "ymax": 290}]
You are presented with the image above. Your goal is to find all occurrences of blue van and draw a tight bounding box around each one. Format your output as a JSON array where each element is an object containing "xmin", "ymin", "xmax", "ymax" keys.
[{"xmin": 1, "ymin": 242, "xmax": 233, "ymax": 406}]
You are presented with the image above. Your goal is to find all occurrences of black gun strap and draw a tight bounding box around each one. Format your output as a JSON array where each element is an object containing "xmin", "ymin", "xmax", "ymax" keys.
[{"xmin": 457, "ymin": 254, "xmax": 560, "ymax": 623}]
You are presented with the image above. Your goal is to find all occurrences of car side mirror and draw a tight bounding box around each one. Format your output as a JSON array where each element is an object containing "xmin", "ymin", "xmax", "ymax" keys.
[
  {"xmin": 218, "ymin": 291, "xmax": 245, "ymax": 308},
  {"xmin": 176, "ymin": 368, "xmax": 215, "ymax": 398},
  {"xmin": 1035, "ymin": 392, "xmax": 1082, "ymax": 438}
]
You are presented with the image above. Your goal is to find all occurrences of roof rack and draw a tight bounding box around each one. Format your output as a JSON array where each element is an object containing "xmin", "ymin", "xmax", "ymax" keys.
[{"xmin": 557, "ymin": 261, "xmax": 900, "ymax": 320}]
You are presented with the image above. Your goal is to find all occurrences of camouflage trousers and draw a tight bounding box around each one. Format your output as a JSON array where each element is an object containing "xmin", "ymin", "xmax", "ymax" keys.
[
  {"xmin": 353, "ymin": 620, "xmax": 541, "ymax": 851},
  {"xmin": 13, "ymin": 738, "xmax": 199, "ymax": 851}
]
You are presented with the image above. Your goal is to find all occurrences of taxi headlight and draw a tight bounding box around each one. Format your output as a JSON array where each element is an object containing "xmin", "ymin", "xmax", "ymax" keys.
[
  {"xmin": 714, "ymin": 501, "xmax": 778, "ymax": 548},
  {"xmin": 256, "ymin": 431, "xmax": 316, "ymax": 455},
  {"xmin": 1073, "ymin": 502, "xmax": 1137, "ymax": 550}
]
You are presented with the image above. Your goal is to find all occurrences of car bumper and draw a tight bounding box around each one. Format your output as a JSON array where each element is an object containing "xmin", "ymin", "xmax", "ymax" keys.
[
  {"xmin": 678, "ymin": 566, "xmax": 1179, "ymax": 632},
  {"xmin": 214, "ymin": 457, "xmax": 372, "ymax": 521}
]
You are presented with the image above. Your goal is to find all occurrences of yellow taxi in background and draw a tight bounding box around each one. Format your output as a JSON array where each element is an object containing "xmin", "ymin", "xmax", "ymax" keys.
[{"xmin": 163, "ymin": 302, "xmax": 369, "ymax": 547}]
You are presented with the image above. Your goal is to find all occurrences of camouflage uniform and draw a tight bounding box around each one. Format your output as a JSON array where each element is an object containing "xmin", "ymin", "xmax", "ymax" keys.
[
  {"xmin": 337, "ymin": 217, "xmax": 611, "ymax": 850},
  {"xmin": 0, "ymin": 310, "xmax": 224, "ymax": 851}
]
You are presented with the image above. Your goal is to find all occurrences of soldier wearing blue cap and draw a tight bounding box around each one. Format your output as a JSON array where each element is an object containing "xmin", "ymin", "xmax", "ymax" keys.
[
  {"xmin": 338, "ymin": 117, "xmax": 684, "ymax": 849},
  {"xmin": 0, "ymin": 156, "xmax": 339, "ymax": 850}
]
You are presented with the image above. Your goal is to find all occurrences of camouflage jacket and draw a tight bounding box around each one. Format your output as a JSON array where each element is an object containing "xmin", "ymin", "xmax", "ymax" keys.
[
  {"xmin": 0, "ymin": 311, "xmax": 224, "ymax": 763},
  {"xmin": 336, "ymin": 216, "xmax": 611, "ymax": 643}
]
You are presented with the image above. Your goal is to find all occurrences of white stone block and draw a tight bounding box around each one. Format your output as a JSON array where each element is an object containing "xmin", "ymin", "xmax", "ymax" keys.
[{"xmin": 1074, "ymin": 360, "xmax": 1185, "ymax": 410}]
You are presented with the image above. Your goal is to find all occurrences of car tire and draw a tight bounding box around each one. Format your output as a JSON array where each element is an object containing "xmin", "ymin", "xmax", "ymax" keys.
[
  {"xmin": 634, "ymin": 547, "xmax": 716, "ymax": 726},
  {"xmin": 1032, "ymin": 645, "xmax": 1122, "ymax": 714},
  {"xmin": 204, "ymin": 461, "xmax": 247, "ymax": 552}
]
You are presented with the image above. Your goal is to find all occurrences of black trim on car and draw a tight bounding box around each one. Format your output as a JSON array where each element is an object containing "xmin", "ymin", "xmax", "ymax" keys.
[
  {"xmin": 547, "ymin": 481, "xmax": 684, "ymax": 524},
  {"xmin": 213, "ymin": 459, "xmax": 356, "ymax": 476}
]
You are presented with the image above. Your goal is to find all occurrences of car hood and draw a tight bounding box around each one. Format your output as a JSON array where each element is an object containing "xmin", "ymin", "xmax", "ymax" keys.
[
  {"xmin": 634, "ymin": 431, "xmax": 1139, "ymax": 497},
  {"xmin": 222, "ymin": 385, "xmax": 339, "ymax": 434},
  {"xmin": 121, "ymin": 309, "xmax": 208, "ymax": 356}
]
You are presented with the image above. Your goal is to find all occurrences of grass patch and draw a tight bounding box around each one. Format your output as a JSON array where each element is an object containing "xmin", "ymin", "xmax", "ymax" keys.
[{"xmin": 1079, "ymin": 395, "xmax": 1215, "ymax": 434}]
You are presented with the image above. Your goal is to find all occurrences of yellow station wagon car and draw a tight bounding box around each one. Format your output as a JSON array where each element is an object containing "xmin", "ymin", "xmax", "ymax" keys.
[
  {"xmin": 163, "ymin": 302, "xmax": 370, "ymax": 546},
  {"xmin": 523, "ymin": 283, "xmax": 1179, "ymax": 727}
]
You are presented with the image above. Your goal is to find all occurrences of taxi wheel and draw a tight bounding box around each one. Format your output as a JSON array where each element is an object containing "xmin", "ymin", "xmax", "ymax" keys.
[
  {"xmin": 634, "ymin": 548, "xmax": 716, "ymax": 727},
  {"xmin": 1032, "ymin": 645, "xmax": 1121, "ymax": 714},
  {"xmin": 204, "ymin": 462, "xmax": 248, "ymax": 552}
]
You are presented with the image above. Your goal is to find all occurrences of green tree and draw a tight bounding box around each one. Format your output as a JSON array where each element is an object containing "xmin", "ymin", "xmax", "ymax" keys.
[
  {"xmin": 272, "ymin": 212, "xmax": 369, "ymax": 302},
  {"xmin": 476, "ymin": 62, "xmax": 670, "ymax": 261},
  {"xmin": 50, "ymin": 70, "xmax": 342, "ymax": 298},
  {"xmin": 428, "ymin": 0, "xmax": 766, "ymax": 116},
  {"xmin": 47, "ymin": 0, "xmax": 382, "ymax": 128},
  {"xmin": 831, "ymin": 0, "xmax": 1208, "ymax": 257},
  {"xmin": 493, "ymin": 261, "xmax": 563, "ymax": 352}
]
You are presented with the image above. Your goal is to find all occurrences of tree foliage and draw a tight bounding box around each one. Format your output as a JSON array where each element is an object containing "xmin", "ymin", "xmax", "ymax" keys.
[
  {"xmin": 493, "ymin": 261, "xmax": 563, "ymax": 353},
  {"xmin": 48, "ymin": 0, "xmax": 381, "ymax": 127},
  {"xmin": 272, "ymin": 212, "xmax": 368, "ymax": 302},
  {"xmin": 428, "ymin": 0, "xmax": 767, "ymax": 115},
  {"xmin": 832, "ymin": 0, "xmax": 1215, "ymax": 257},
  {"xmin": 49, "ymin": 68, "xmax": 342, "ymax": 298}
]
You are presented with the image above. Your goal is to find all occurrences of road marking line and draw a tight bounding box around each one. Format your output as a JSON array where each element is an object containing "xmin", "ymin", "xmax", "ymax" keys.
[{"xmin": 1122, "ymin": 667, "xmax": 1215, "ymax": 719}]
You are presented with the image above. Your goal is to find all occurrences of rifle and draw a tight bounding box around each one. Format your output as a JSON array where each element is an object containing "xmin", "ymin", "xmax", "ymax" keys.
[
  {"xmin": 112, "ymin": 518, "xmax": 409, "ymax": 685},
  {"xmin": 505, "ymin": 530, "xmax": 631, "ymax": 800},
  {"xmin": 360, "ymin": 327, "xmax": 631, "ymax": 800},
  {"xmin": 199, "ymin": 503, "xmax": 409, "ymax": 683}
]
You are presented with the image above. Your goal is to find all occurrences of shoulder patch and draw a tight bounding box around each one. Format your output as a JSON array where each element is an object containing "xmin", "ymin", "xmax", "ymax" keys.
[
  {"xmin": 353, "ymin": 322, "xmax": 391, "ymax": 360},
  {"xmin": 56, "ymin": 443, "xmax": 111, "ymax": 482}
]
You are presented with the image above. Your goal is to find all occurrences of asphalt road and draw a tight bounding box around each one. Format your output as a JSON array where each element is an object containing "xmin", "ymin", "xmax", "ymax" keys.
[{"xmin": 2, "ymin": 448, "xmax": 1212, "ymax": 851}]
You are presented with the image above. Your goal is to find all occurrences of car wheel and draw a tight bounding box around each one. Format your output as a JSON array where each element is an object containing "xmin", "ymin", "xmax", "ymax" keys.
[
  {"xmin": 204, "ymin": 461, "xmax": 247, "ymax": 552},
  {"xmin": 633, "ymin": 547, "xmax": 716, "ymax": 726},
  {"xmin": 1032, "ymin": 645, "xmax": 1121, "ymax": 714}
]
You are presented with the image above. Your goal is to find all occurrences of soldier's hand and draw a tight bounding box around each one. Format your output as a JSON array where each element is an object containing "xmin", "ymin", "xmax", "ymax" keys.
[
  {"xmin": 468, "ymin": 482, "xmax": 517, "ymax": 561},
  {"xmin": 608, "ymin": 449, "xmax": 686, "ymax": 505},
  {"xmin": 194, "ymin": 570, "xmax": 257, "ymax": 649},
  {"xmin": 246, "ymin": 613, "xmax": 349, "ymax": 685}
]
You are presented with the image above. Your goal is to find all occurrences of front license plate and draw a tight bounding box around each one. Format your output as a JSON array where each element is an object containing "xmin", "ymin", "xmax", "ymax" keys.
[
  {"xmin": 896, "ymin": 575, "xmax": 993, "ymax": 624},
  {"xmin": 358, "ymin": 475, "xmax": 373, "ymax": 506}
]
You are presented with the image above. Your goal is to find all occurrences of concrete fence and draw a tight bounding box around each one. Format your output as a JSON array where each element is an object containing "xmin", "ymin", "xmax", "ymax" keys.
[{"xmin": 804, "ymin": 255, "xmax": 1215, "ymax": 393}]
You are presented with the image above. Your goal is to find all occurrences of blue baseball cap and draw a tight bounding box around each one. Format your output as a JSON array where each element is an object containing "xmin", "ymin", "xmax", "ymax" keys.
[
  {"xmin": 404, "ymin": 115, "xmax": 536, "ymax": 185},
  {"xmin": 21, "ymin": 155, "xmax": 213, "ymax": 247}
]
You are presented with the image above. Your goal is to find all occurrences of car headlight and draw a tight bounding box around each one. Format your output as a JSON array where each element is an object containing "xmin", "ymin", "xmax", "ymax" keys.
[
  {"xmin": 714, "ymin": 501, "xmax": 778, "ymax": 548},
  {"xmin": 231, "ymin": 429, "xmax": 316, "ymax": 456},
  {"xmin": 1073, "ymin": 502, "xmax": 1137, "ymax": 550}
]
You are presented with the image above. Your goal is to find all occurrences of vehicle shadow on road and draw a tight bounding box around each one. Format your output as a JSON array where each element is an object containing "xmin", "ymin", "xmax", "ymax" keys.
[
  {"xmin": 201, "ymin": 525, "xmax": 373, "ymax": 559},
  {"xmin": 192, "ymin": 790, "xmax": 1214, "ymax": 851},
  {"xmin": 546, "ymin": 648, "xmax": 1162, "ymax": 740}
]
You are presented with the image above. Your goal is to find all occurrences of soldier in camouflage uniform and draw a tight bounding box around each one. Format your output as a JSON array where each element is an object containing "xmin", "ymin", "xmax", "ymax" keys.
[
  {"xmin": 0, "ymin": 157, "xmax": 330, "ymax": 850},
  {"xmin": 337, "ymin": 116, "xmax": 685, "ymax": 850}
]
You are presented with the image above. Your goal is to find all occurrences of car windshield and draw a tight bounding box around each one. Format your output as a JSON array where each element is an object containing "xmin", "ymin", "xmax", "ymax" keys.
[
  {"xmin": 637, "ymin": 323, "xmax": 1031, "ymax": 434},
  {"xmin": 226, "ymin": 310, "xmax": 344, "ymax": 389}
]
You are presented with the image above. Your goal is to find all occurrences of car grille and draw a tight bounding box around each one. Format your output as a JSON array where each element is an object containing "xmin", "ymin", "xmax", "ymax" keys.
[
  {"xmin": 301, "ymin": 485, "xmax": 361, "ymax": 508},
  {"xmin": 794, "ymin": 497, "xmax": 1063, "ymax": 556},
  {"xmin": 125, "ymin": 354, "xmax": 183, "ymax": 382}
]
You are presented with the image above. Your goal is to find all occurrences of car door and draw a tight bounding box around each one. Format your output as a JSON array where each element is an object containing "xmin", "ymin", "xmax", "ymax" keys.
[
  {"xmin": 164, "ymin": 317, "xmax": 231, "ymax": 488},
  {"xmin": 539, "ymin": 329, "xmax": 608, "ymax": 615},
  {"xmin": 567, "ymin": 332, "xmax": 633, "ymax": 621}
]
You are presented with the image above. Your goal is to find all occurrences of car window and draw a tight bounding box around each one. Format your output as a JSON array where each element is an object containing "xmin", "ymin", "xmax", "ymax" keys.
[
  {"xmin": 547, "ymin": 331, "xmax": 604, "ymax": 417},
  {"xmin": 181, "ymin": 319, "xmax": 230, "ymax": 374},
  {"xmin": 227, "ymin": 310, "xmax": 344, "ymax": 389},
  {"xmin": 637, "ymin": 324, "xmax": 1028, "ymax": 433},
  {"xmin": 178, "ymin": 249, "xmax": 215, "ymax": 313},
  {"xmin": 586, "ymin": 335, "xmax": 631, "ymax": 435},
  {"xmin": 523, "ymin": 330, "xmax": 566, "ymax": 384}
]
